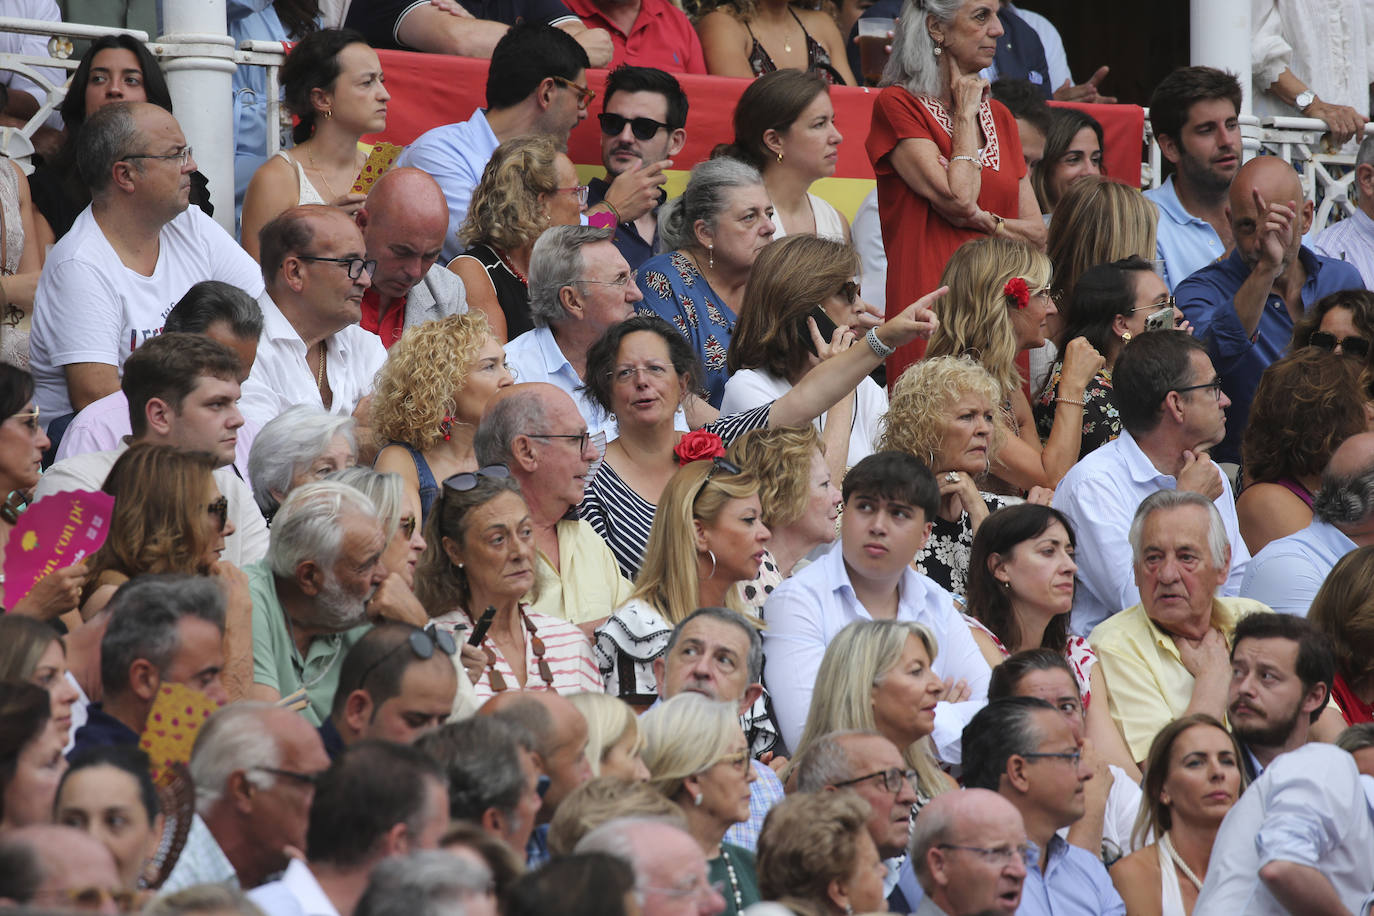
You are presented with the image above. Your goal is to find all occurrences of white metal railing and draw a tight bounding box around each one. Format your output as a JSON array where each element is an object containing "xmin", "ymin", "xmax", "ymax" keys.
[{"xmin": 0, "ymin": 15, "xmax": 1370, "ymax": 233}]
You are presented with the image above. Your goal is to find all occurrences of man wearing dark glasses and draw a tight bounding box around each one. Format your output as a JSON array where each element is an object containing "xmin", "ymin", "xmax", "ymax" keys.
[
  {"xmin": 320, "ymin": 623, "xmax": 459, "ymax": 758},
  {"xmin": 584, "ymin": 66, "xmax": 688, "ymax": 270},
  {"xmin": 241, "ymin": 206, "xmax": 388, "ymax": 439},
  {"xmin": 1175, "ymin": 155, "xmax": 1363, "ymax": 466}
]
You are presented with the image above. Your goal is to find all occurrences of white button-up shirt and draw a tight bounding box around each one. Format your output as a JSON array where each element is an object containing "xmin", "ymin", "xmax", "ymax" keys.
[
  {"xmin": 761, "ymin": 542, "xmax": 991, "ymax": 764},
  {"xmin": 239, "ymin": 293, "xmax": 387, "ymax": 429},
  {"xmin": 247, "ymin": 858, "xmax": 340, "ymax": 916},
  {"xmin": 1195, "ymin": 743, "xmax": 1374, "ymax": 916},
  {"xmin": 1053, "ymin": 430, "xmax": 1250, "ymax": 636},
  {"xmin": 1240, "ymin": 517, "xmax": 1357, "ymax": 616},
  {"xmin": 1314, "ymin": 207, "xmax": 1374, "ymax": 291}
]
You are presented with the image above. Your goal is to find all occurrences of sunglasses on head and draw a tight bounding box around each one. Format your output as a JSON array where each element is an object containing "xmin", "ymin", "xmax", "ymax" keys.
[
  {"xmin": 598, "ymin": 112, "xmax": 673, "ymax": 140},
  {"xmin": 356, "ymin": 623, "xmax": 457, "ymax": 690},
  {"xmin": 443, "ymin": 465, "xmax": 511, "ymax": 493},
  {"xmin": 1309, "ymin": 331, "xmax": 1372, "ymax": 360}
]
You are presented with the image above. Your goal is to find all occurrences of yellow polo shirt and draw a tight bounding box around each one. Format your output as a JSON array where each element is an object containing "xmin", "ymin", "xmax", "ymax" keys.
[
  {"xmin": 1088, "ymin": 597, "xmax": 1273, "ymax": 762},
  {"xmin": 524, "ymin": 519, "xmax": 634, "ymax": 624}
]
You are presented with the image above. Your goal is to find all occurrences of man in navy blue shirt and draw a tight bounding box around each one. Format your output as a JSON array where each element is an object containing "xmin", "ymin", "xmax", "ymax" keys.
[{"xmin": 1176, "ymin": 156, "xmax": 1364, "ymax": 465}]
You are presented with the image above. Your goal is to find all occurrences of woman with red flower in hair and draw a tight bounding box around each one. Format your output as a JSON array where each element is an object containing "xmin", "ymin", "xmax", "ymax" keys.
[
  {"xmin": 921, "ymin": 236, "xmax": 1103, "ymax": 492},
  {"xmin": 579, "ymin": 300, "xmax": 943, "ymax": 583}
]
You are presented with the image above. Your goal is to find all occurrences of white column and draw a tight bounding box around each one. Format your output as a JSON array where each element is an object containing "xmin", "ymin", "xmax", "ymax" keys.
[
  {"xmin": 157, "ymin": 0, "xmax": 237, "ymax": 233},
  {"xmin": 1191, "ymin": 0, "xmax": 1252, "ymax": 114}
]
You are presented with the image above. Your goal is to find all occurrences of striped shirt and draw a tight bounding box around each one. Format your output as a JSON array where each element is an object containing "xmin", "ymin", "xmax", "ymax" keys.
[
  {"xmin": 580, "ymin": 404, "xmax": 773, "ymax": 579},
  {"xmin": 432, "ymin": 605, "xmax": 600, "ymax": 700}
]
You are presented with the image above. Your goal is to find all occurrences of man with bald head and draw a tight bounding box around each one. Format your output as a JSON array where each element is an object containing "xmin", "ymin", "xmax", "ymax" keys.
[
  {"xmin": 29, "ymin": 101, "xmax": 263, "ymax": 430},
  {"xmin": 0, "ymin": 825, "xmax": 124, "ymax": 911},
  {"xmin": 1176, "ymin": 155, "xmax": 1364, "ymax": 464},
  {"xmin": 355, "ymin": 167, "xmax": 468, "ymax": 349},
  {"xmin": 474, "ymin": 383, "xmax": 632, "ymax": 628},
  {"xmin": 479, "ymin": 689, "xmax": 594, "ymax": 866},
  {"xmin": 240, "ymin": 205, "xmax": 388, "ymax": 434},
  {"xmin": 1243, "ymin": 431, "xmax": 1374, "ymax": 615},
  {"xmin": 907, "ymin": 788, "xmax": 1029, "ymax": 916}
]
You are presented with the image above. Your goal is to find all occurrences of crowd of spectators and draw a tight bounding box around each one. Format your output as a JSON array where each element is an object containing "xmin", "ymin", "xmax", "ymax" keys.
[{"xmin": 3, "ymin": 1, "xmax": 1374, "ymax": 915}]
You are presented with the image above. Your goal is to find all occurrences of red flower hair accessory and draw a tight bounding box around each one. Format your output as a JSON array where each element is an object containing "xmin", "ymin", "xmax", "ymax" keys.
[
  {"xmin": 674, "ymin": 430, "xmax": 726, "ymax": 466},
  {"xmin": 1003, "ymin": 277, "xmax": 1030, "ymax": 309}
]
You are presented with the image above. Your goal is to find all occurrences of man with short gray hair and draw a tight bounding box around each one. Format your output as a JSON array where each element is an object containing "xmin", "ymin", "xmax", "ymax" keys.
[
  {"xmin": 245, "ymin": 481, "xmax": 390, "ymax": 724},
  {"xmin": 70, "ymin": 574, "xmax": 231, "ymax": 758},
  {"xmin": 162, "ymin": 702, "xmax": 331, "ymax": 892},
  {"xmin": 474, "ymin": 382, "xmax": 631, "ymax": 626},
  {"xmin": 30, "ymin": 102, "xmax": 263, "ymax": 425},
  {"xmin": 575, "ymin": 817, "xmax": 726, "ymax": 916},
  {"xmin": 1242, "ymin": 431, "xmax": 1374, "ymax": 615},
  {"xmin": 505, "ymin": 225, "xmax": 643, "ymax": 439},
  {"xmin": 1314, "ymin": 134, "xmax": 1374, "ymax": 288},
  {"xmin": 1089, "ymin": 488, "xmax": 1276, "ymax": 764},
  {"xmin": 355, "ymin": 850, "xmax": 495, "ymax": 916}
]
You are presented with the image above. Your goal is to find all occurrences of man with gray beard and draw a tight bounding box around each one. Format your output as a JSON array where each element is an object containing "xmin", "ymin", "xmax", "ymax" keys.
[{"xmin": 246, "ymin": 481, "xmax": 389, "ymax": 724}]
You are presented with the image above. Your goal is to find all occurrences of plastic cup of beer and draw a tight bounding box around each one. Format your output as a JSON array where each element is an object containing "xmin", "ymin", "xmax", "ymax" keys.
[{"xmin": 857, "ymin": 18, "xmax": 895, "ymax": 86}]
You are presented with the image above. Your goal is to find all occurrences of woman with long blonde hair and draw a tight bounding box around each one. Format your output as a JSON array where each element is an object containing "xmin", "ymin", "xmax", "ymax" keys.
[
  {"xmin": 786, "ymin": 619, "xmax": 953, "ymax": 804},
  {"xmin": 925, "ymin": 236, "xmax": 1104, "ymax": 490}
]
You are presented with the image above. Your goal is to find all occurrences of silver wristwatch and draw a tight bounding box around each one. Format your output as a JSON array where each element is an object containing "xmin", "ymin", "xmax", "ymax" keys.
[
  {"xmin": 1296, "ymin": 89, "xmax": 1316, "ymax": 113},
  {"xmin": 865, "ymin": 327, "xmax": 895, "ymax": 359}
]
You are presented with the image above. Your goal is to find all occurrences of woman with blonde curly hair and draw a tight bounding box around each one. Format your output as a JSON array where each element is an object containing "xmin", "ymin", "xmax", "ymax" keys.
[
  {"xmin": 881, "ymin": 355, "xmax": 1026, "ymax": 595},
  {"xmin": 639, "ymin": 692, "xmax": 762, "ymax": 914},
  {"xmin": 80, "ymin": 443, "xmax": 235, "ymax": 618},
  {"xmin": 723, "ymin": 235, "xmax": 885, "ymax": 486},
  {"xmin": 448, "ymin": 136, "xmax": 585, "ymax": 341},
  {"xmin": 595, "ymin": 458, "xmax": 770, "ymax": 706},
  {"xmin": 1236, "ymin": 349, "xmax": 1371, "ymax": 554},
  {"xmin": 785, "ymin": 619, "xmax": 954, "ymax": 805},
  {"xmin": 727, "ymin": 425, "xmax": 840, "ymax": 587},
  {"xmin": 755, "ymin": 791, "xmax": 887, "ymax": 916},
  {"xmin": 925, "ymin": 236, "xmax": 1104, "ymax": 491},
  {"xmin": 373, "ymin": 312, "xmax": 515, "ymax": 524}
]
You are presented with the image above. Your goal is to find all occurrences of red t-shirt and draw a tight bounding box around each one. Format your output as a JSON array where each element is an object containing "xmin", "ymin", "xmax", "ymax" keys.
[
  {"xmin": 563, "ymin": 0, "xmax": 707, "ymax": 73},
  {"xmin": 360, "ymin": 288, "xmax": 408, "ymax": 349},
  {"xmin": 866, "ymin": 91, "xmax": 1025, "ymax": 383}
]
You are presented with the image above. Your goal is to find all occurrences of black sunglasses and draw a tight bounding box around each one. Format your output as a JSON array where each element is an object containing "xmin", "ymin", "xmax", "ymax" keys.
[
  {"xmin": 443, "ymin": 465, "xmax": 511, "ymax": 493},
  {"xmin": 1309, "ymin": 331, "xmax": 1372, "ymax": 360},
  {"xmin": 356, "ymin": 623, "xmax": 458, "ymax": 690},
  {"xmin": 598, "ymin": 112, "xmax": 673, "ymax": 141},
  {"xmin": 207, "ymin": 495, "xmax": 229, "ymax": 532},
  {"xmin": 702, "ymin": 456, "xmax": 741, "ymax": 488}
]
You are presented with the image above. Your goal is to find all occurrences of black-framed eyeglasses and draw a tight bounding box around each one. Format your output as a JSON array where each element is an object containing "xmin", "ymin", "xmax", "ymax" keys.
[
  {"xmin": 551, "ymin": 75, "xmax": 596, "ymax": 109},
  {"xmin": 937, "ymin": 843, "xmax": 1036, "ymax": 868},
  {"xmin": 1173, "ymin": 376, "xmax": 1224, "ymax": 400},
  {"xmin": 120, "ymin": 145, "xmax": 193, "ymax": 166},
  {"xmin": 207, "ymin": 495, "xmax": 229, "ymax": 533},
  {"xmin": 838, "ymin": 279, "xmax": 860, "ymax": 304},
  {"xmin": 598, "ymin": 112, "xmax": 673, "ymax": 140},
  {"xmin": 355, "ymin": 623, "xmax": 457, "ymax": 690},
  {"xmin": 530, "ymin": 431, "xmax": 593, "ymax": 452},
  {"xmin": 252, "ymin": 766, "xmax": 322, "ymax": 787},
  {"xmin": 298, "ymin": 255, "xmax": 378, "ymax": 281},
  {"xmin": 1021, "ymin": 749, "xmax": 1083, "ymax": 767},
  {"xmin": 1309, "ymin": 331, "xmax": 1372, "ymax": 360},
  {"xmin": 832, "ymin": 766, "xmax": 918, "ymax": 794},
  {"xmin": 443, "ymin": 465, "xmax": 511, "ymax": 492},
  {"xmin": 1132, "ymin": 295, "xmax": 1177, "ymax": 312}
]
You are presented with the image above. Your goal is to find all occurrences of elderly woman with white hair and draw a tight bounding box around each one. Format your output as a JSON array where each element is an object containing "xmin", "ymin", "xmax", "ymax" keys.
[
  {"xmin": 640, "ymin": 692, "xmax": 762, "ymax": 915},
  {"xmin": 248, "ymin": 405, "xmax": 357, "ymax": 523},
  {"xmin": 868, "ymin": 0, "xmax": 1046, "ymax": 383}
]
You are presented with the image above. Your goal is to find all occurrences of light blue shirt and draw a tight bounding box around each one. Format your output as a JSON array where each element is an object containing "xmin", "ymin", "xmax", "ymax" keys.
[
  {"xmin": 761, "ymin": 542, "xmax": 991, "ymax": 764},
  {"xmin": 1313, "ymin": 207, "xmax": 1374, "ymax": 291},
  {"xmin": 1240, "ymin": 518, "xmax": 1357, "ymax": 616},
  {"xmin": 1052, "ymin": 430, "xmax": 1250, "ymax": 636},
  {"xmin": 1144, "ymin": 176, "xmax": 1227, "ymax": 292},
  {"xmin": 395, "ymin": 108, "xmax": 500, "ymax": 262},
  {"xmin": 1017, "ymin": 834, "xmax": 1125, "ymax": 916}
]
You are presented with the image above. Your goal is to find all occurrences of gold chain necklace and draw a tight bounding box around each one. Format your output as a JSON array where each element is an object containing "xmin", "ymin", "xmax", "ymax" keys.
[
  {"xmin": 315, "ymin": 343, "xmax": 327, "ymax": 392},
  {"xmin": 306, "ymin": 145, "xmax": 341, "ymax": 201}
]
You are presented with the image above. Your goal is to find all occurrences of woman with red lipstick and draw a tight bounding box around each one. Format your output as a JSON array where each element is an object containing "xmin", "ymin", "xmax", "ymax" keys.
[
  {"xmin": 595, "ymin": 457, "xmax": 770, "ymax": 707},
  {"xmin": 925, "ymin": 236, "xmax": 1105, "ymax": 491},
  {"xmin": 881, "ymin": 354, "xmax": 1024, "ymax": 596},
  {"xmin": 0, "ymin": 616, "xmax": 83, "ymax": 748},
  {"xmin": 964, "ymin": 504, "xmax": 1139, "ymax": 778},
  {"xmin": 715, "ymin": 70, "xmax": 851, "ymax": 244},
  {"xmin": 1110, "ymin": 714, "xmax": 1244, "ymax": 916},
  {"xmin": 241, "ymin": 28, "xmax": 390, "ymax": 261}
]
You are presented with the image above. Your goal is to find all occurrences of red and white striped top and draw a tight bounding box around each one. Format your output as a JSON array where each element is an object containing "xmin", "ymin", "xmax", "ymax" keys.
[{"xmin": 433, "ymin": 605, "xmax": 601, "ymax": 701}]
